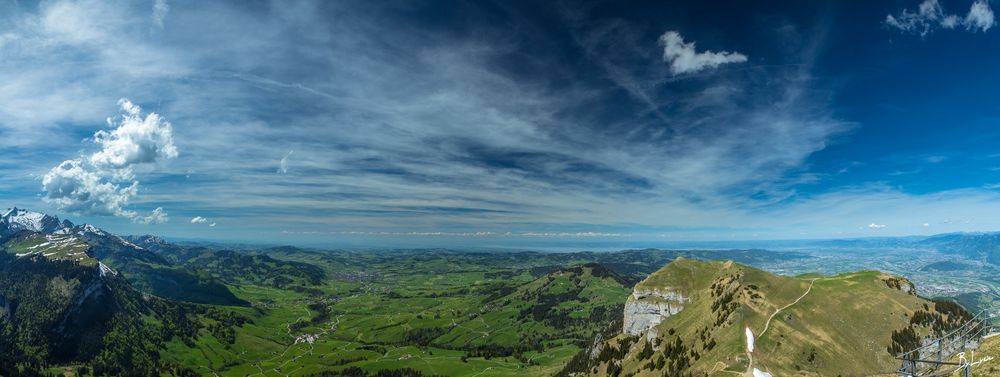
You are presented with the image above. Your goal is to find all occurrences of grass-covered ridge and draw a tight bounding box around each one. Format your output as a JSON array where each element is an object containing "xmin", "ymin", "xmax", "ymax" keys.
[
  {"xmin": 3, "ymin": 232, "xmax": 95, "ymax": 267},
  {"xmin": 571, "ymin": 258, "xmax": 976, "ymax": 377}
]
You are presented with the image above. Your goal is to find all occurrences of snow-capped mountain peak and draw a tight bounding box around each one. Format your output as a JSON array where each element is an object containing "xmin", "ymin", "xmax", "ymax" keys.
[
  {"xmin": 1, "ymin": 207, "xmax": 66, "ymax": 234},
  {"xmin": 79, "ymin": 224, "xmax": 107, "ymax": 236}
]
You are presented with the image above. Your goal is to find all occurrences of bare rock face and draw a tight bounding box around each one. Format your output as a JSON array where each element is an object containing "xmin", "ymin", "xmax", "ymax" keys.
[
  {"xmin": 879, "ymin": 274, "xmax": 917, "ymax": 295},
  {"xmin": 587, "ymin": 332, "xmax": 605, "ymax": 359},
  {"xmin": 622, "ymin": 289, "xmax": 687, "ymax": 336}
]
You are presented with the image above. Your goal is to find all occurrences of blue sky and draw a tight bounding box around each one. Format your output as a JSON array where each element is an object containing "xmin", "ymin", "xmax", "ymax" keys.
[{"xmin": 2, "ymin": 0, "xmax": 1000, "ymax": 247}]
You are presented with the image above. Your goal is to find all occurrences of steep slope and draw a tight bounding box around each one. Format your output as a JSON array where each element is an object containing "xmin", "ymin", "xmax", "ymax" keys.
[
  {"xmin": 61, "ymin": 225, "xmax": 248, "ymax": 305},
  {"xmin": 65, "ymin": 223, "xmax": 168, "ymax": 266},
  {"xmin": 947, "ymin": 334, "xmax": 1000, "ymax": 375},
  {"xmin": 0, "ymin": 241, "xmax": 163, "ymax": 375},
  {"xmin": 568, "ymin": 258, "xmax": 973, "ymax": 377},
  {"xmin": 0, "ymin": 208, "xmax": 245, "ymax": 306},
  {"xmin": 0, "ymin": 226, "xmax": 253, "ymax": 376}
]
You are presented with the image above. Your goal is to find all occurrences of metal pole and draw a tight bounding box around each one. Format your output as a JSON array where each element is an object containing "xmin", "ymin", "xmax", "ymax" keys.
[{"xmin": 938, "ymin": 338, "xmax": 943, "ymax": 363}]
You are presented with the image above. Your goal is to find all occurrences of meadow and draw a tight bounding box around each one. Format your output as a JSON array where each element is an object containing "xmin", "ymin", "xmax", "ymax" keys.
[{"xmin": 147, "ymin": 247, "xmax": 803, "ymax": 376}]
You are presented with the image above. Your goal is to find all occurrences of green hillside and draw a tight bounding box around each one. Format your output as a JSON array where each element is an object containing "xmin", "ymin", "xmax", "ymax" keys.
[
  {"xmin": 3, "ymin": 232, "xmax": 95, "ymax": 267},
  {"xmin": 947, "ymin": 334, "xmax": 1000, "ymax": 376},
  {"xmin": 0, "ymin": 230, "xmax": 264, "ymax": 376},
  {"xmin": 3, "ymin": 224, "xmax": 984, "ymax": 377},
  {"xmin": 570, "ymin": 258, "xmax": 975, "ymax": 376},
  {"xmin": 0, "ymin": 249, "xmax": 184, "ymax": 376},
  {"xmin": 434, "ymin": 263, "xmax": 632, "ymax": 352},
  {"xmin": 155, "ymin": 262, "xmax": 631, "ymax": 377}
]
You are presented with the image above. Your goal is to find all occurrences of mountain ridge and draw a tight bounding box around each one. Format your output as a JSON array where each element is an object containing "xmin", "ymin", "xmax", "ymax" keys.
[{"xmin": 562, "ymin": 258, "xmax": 974, "ymax": 376}]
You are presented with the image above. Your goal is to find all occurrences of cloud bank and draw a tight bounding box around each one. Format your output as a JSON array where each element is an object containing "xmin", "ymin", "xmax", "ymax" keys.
[{"xmin": 42, "ymin": 99, "xmax": 177, "ymax": 223}]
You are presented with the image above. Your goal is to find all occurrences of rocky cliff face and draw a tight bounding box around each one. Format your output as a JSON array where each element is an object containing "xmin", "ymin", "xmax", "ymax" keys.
[
  {"xmin": 622, "ymin": 288, "xmax": 687, "ymax": 337},
  {"xmin": 880, "ymin": 274, "xmax": 916, "ymax": 295},
  {"xmin": 53, "ymin": 267, "xmax": 110, "ymax": 336}
]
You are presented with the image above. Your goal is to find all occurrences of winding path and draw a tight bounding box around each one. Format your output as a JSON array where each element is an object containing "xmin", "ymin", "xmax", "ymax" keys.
[
  {"xmin": 759, "ymin": 278, "xmax": 817, "ymax": 340},
  {"xmin": 744, "ymin": 278, "xmax": 818, "ymax": 377}
]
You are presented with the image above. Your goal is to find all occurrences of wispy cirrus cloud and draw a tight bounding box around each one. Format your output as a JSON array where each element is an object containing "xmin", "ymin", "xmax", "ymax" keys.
[
  {"xmin": 0, "ymin": 1, "xmax": 850, "ymax": 239},
  {"xmin": 3, "ymin": 1, "xmax": 1000, "ymax": 243},
  {"xmin": 277, "ymin": 150, "xmax": 293, "ymax": 174}
]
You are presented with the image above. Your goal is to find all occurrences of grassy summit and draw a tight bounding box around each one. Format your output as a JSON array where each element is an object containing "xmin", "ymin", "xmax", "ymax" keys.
[{"xmin": 577, "ymin": 258, "xmax": 974, "ymax": 376}]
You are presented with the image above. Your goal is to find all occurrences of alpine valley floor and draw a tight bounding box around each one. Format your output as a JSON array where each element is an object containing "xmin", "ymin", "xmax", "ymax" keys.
[{"xmin": 2, "ymin": 208, "xmax": 1000, "ymax": 376}]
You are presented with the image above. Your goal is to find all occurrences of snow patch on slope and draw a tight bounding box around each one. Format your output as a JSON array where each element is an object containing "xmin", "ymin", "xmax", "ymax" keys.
[{"xmin": 98, "ymin": 261, "xmax": 117, "ymax": 277}]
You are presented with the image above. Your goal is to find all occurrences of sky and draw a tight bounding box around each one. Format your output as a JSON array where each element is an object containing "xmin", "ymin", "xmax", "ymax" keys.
[{"xmin": 2, "ymin": 0, "xmax": 1000, "ymax": 247}]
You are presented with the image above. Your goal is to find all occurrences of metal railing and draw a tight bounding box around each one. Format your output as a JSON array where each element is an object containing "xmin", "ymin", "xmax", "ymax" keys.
[{"xmin": 897, "ymin": 309, "xmax": 993, "ymax": 377}]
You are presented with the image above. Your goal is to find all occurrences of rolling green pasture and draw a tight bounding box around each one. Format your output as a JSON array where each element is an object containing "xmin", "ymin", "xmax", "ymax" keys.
[{"xmin": 157, "ymin": 250, "xmax": 634, "ymax": 376}]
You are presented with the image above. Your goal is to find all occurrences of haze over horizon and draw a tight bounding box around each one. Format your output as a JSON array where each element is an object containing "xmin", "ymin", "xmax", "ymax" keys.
[{"xmin": 4, "ymin": 0, "xmax": 1000, "ymax": 246}]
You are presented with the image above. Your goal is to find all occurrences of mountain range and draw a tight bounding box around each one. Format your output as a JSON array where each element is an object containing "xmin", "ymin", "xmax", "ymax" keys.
[
  {"xmin": 1, "ymin": 207, "xmax": 997, "ymax": 376},
  {"xmin": 0, "ymin": 208, "xmax": 320, "ymax": 376}
]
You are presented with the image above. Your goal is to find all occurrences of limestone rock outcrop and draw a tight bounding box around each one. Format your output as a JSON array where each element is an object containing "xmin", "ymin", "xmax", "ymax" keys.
[{"xmin": 622, "ymin": 288, "xmax": 687, "ymax": 336}]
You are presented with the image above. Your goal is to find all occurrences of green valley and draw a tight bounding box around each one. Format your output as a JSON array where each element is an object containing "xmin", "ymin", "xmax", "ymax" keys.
[{"xmin": 3, "ymin": 209, "xmax": 1000, "ymax": 376}]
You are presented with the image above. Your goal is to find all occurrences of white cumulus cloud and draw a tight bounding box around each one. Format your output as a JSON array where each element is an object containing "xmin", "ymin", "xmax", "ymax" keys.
[
  {"xmin": 90, "ymin": 99, "xmax": 178, "ymax": 170},
  {"xmin": 191, "ymin": 216, "xmax": 216, "ymax": 227},
  {"xmin": 887, "ymin": 0, "xmax": 995, "ymax": 35},
  {"xmin": 136, "ymin": 207, "xmax": 168, "ymax": 224},
  {"xmin": 965, "ymin": 0, "xmax": 996, "ymax": 31},
  {"xmin": 42, "ymin": 99, "xmax": 177, "ymax": 223},
  {"xmin": 42, "ymin": 159, "xmax": 138, "ymax": 217},
  {"xmin": 868, "ymin": 223, "xmax": 887, "ymax": 229},
  {"xmin": 658, "ymin": 31, "xmax": 747, "ymax": 75}
]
